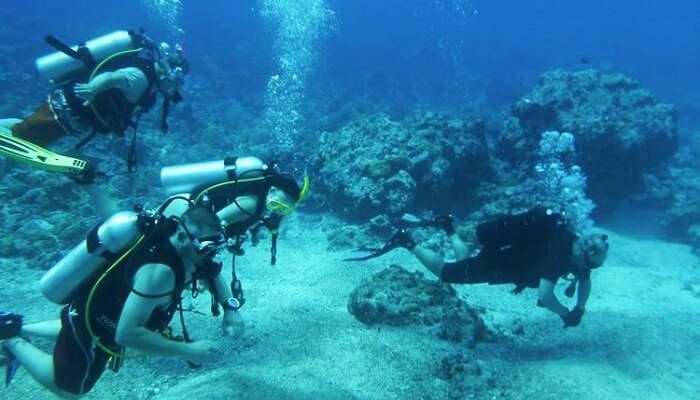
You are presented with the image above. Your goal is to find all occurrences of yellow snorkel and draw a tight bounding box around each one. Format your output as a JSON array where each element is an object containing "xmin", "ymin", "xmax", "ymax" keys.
[{"xmin": 265, "ymin": 171, "xmax": 311, "ymax": 216}]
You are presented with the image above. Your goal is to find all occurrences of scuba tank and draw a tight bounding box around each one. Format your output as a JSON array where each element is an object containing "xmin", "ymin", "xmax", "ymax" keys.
[
  {"xmin": 36, "ymin": 30, "xmax": 136, "ymax": 82},
  {"xmin": 160, "ymin": 156, "xmax": 268, "ymax": 197},
  {"xmin": 39, "ymin": 199, "xmax": 184, "ymax": 305},
  {"xmin": 40, "ymin": 211, "xmax": 142, "ymax": 304}
]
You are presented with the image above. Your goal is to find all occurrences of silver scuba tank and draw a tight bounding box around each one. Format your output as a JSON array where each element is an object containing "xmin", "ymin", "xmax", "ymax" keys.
[
  {"xmin": 35, "ymin": 30, "xmax": 136, "ymax": 82},
  {"xmin": 160, "ymin": 156, "xmax": 268, "ymax": 197},
  {"xmin": 40, "ymin": 211, "xmax": 142, "ymax": 305}
]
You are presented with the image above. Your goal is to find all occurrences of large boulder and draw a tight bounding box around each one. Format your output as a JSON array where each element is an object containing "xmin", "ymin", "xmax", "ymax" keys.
[
  {"xmin": 497, "ymin": 69, "xmax": 678, "ymax": 206},
  {"xmin": 316, "ymin": 111, "xmax": 491, "ymax": 219},
  {"xmin": 348, "ymin": 265, "xmax": 491, "ymax": 347}
]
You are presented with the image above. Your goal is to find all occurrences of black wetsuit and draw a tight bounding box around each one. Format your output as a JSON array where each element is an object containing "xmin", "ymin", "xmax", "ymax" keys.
[
  {"xmin": 53, "ymin": 235, "xmax": 186, "ymax": 395},
  {"xmin": 441, "ymin": 208, "xmax": 590, "ymax": 292}
]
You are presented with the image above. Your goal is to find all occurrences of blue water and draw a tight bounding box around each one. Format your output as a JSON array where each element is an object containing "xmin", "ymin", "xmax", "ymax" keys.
[
  {"xmin": 1, "ymin": 2, "xmax": 699, "ymax": 398},
  {"xmin": 2, "ymin": 0, "xmax": 698, "ymax": 120}
]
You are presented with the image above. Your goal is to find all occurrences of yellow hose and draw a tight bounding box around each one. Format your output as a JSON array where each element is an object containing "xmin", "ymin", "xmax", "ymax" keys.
[
  {"xmin": 193, "ymin": 176, "xmax": 268, "ymax": 204},
  {"xmin": 84, "ymin": 234, "xmax": 145, "ymax": 358}
]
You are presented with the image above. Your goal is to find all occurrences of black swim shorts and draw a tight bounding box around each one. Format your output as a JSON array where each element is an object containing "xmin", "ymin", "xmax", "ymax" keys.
[
  {"xmin": 53, "ymin": 305, "xmax": 111, "ymax": 395},
  {"xmin": 440, "ymin": 252, "xmax": 513, "ymax": 285}
]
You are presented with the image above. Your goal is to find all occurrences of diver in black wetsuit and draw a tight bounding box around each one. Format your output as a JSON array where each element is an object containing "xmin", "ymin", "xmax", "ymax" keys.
[{"xmin": 349, "ymin": 208, "xmax": 609, "ymax": 327}]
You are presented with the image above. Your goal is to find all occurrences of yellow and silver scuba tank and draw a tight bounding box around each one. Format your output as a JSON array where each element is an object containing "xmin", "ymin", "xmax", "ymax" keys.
[
  {"xmin": 40, "ymin": 211, "xmax": 142, "ymax": 305},
  {"xmin": 160, "ymin": 156, "xmax": 269, "ymax": 197},
  {"xmin": 36, "ymin": 30, "xmax": 136, "ymax": 82}
]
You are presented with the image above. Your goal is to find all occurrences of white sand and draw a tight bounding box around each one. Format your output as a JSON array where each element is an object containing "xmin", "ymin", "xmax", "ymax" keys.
[{"xmin": 2, "ymin": 212, "xmax": 699, "ymax": 399}]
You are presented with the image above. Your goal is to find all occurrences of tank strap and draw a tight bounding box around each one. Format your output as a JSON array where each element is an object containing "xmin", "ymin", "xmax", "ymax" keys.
[
  {"xmin": 86, "ymin": 223, "xmax": 119, "ymax": 260},
  {"xmin": 223, "ymin": 157, "xmax": 238, "ymax": 180},
  {"xmin": 45, "ymin": 35, "xmax": 96, "ymax": 68}
]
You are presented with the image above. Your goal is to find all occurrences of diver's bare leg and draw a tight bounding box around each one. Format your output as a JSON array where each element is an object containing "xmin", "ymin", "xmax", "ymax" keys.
[
  {"xmin": 2, "ymin": 338, "xmax": 75, "ymax": 398},
  {"xmin": 21, "ymin": 320, "xmax": 61, "ymax": 341},
  {"xmin": 449, "ymin": 233, "xmax": 470, "ymax": 261},
  {"xmin": 411, "ymin": 246, "xmax": 445, "ymax": 278},
  {"xmin": 82, "ymin": 183, "xmax": 119, "ymax": 219}
]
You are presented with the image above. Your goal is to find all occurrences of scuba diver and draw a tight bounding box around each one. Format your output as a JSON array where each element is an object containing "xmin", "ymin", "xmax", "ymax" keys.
[
  {"xmin": 0, "ymin": 155, "xmax": 308, "ymax": 396},
  {"xmin": 0, "ymin": 29, "xmax": 189, "ymax": 216},
  {"xmin": 159, "ymin": 156, "xmax": 311, "ymax": 309},
  {"xmin": 0, "ymin": 203, "xmax": 241, "ymax": 397},
  {"xmin": 346, "ymin": 207, "xmax": 609, "ymax": 328}
]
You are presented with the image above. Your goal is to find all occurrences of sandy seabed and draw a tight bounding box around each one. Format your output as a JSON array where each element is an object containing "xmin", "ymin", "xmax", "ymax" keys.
[{"xmin": 1, "ymin": 211, "xmax": 699, "ymax": 400}]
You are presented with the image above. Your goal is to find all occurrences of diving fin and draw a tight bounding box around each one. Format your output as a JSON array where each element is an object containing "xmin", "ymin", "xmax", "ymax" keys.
[
  {"xmin": 0, "ymin": 132, "xmax": 86, "ymax": 176},
  {"xmin": 343, "ymin": 247, "xmax": 388, "ymax": 262},
  {"xmin": 343, "ymin": 230, "xmax": 415, "ymax": 262},
  {"xmin": 2, "ymin": 343, "xmax": 19, "ymax": 386},
  {"xmin": 399, "ymin": 213, "xmax": 455, "ymax": 234}
]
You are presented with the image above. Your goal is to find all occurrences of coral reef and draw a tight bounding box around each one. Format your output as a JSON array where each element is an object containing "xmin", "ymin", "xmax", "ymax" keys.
[
  {"xmin": 348, "ymin": 265, "xmax": 490, "ymax": 347},
  {"xmin": 348, "ymin": 264, "xmax": 507, "ymax": 399},
  {"xmin": 0, "ymin": 166, "xmax": 98, "ymax": 268},
  {"xmin": 325, "ymin": 224, "xmax": 374, "ymax": 251},
  {"xmin": 638, "ymin": 141, "xmax": 700, "ymax": 251},
  {"xmin": 497, "ymin": 69, "xmax": 678, "ymax": 207},
  {"xmin": 316, "ymin": 111, "xmax": 491, "ymax": 220}
]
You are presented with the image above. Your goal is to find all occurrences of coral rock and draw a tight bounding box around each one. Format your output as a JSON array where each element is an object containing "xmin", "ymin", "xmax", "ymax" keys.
[
  {"xmin": 348, "ymin": 265, "xmax": 489, "ymax": 346},
  {"xmin": 497, "ymin": 69, "xmax": 678, "ymax": 207}
]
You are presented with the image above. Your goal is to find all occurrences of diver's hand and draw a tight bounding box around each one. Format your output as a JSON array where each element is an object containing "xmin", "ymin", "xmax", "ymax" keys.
[
  {"xmin": 562, "ymin": 306, "xmax": 584, "ymax": 328},
  {"xmin": 185, "ymin": 340, "xmax": 221, "ymax": 364},
  {"xmin": 222, "ymin": 310, "xmax": 245, "ymax": 338},
  {"xmin": 74, "ymin": 82, "xmax": 96, "ymax": 105}
]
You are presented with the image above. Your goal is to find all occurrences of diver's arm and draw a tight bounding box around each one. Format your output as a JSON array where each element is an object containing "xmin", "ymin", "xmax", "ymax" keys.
[
  {"xmin": 576, "ymin": 278, "xmax": 591, "ymax": 310},
  {"xmin": 82, "ymin": 183, "xmax": 119, "ymax": 220},
  {"xmin": 211, "ymin": 272, "xmax": 245, "ymax": 337},
  {"xmin": 75, "ymin": 67, "xmax": 148, "ymax": 104},
  {"xmin": 537, "ymin": 278, "xmax": 568, "ymax": 318},
  {"xmin": 413, "ymin": 246, "xmax": 446, "ymax": 279},
  {"xmin": 115, "ymin": 263, "xmax": 192, "ymax": 357},
  {"xmin": 212, "ymin": 273, "xmax": 234, "ymax": 304}
]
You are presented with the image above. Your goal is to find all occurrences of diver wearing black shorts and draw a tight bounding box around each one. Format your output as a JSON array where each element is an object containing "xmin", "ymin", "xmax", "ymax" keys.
[
  {"xmin": 439, "ymin": 208, "xmax": 592, "ymax": 291},
  {"xmin": 350, "ymin": 208, "xmax": 608, "ymax": 327}
]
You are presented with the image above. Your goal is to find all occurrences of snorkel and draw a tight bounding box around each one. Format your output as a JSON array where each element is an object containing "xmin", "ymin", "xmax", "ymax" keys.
[{"xmin": 262, "ymin": 169, "xmax": 311, "ymax": 265}]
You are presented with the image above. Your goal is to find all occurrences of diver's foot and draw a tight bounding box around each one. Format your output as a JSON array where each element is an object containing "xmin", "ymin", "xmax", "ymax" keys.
[
  {"xmin": 434, "ymin": 214, "xmax": 455, "ymax": 235},
  {"xmin": 2, "ymin": 341, "xmax": 19, "ymax": 386},
  {"xmin": 385, "ymin": 229, "xmax": 417, "ymax": 251},
  {"xmin": 0, "ymin": 313, "xmax": 22, "ymax": 340},
  {"xmin": 65, "ymin": 163, "xmax": 102, "ymax": 186}
]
